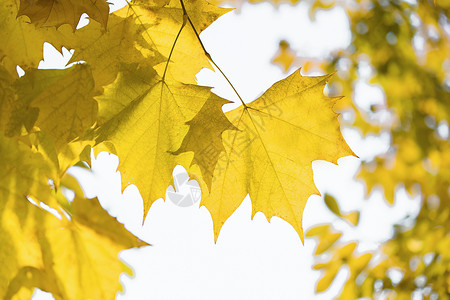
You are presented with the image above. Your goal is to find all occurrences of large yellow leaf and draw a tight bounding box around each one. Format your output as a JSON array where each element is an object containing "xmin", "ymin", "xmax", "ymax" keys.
[
  {"xmin": 1, "ymin": 172, "xmax": 148, "ymax": 299},
  {"xmin": 0, "ymin": 0, "xmax": 75, "ymax": 75},
  {"xmin": 95, "ymin": 67, "xmax": 227, "ymax": 216},
  {"xmin": 202, "ymin": 70, "xmax": 355, "ymax": 242},
  {"xmin": 116, "ymin": 0, "xmax": 231, "ymax": 83},
  {"xmin": 17, "ymin": 0, "xmax": 110, "ymax": 30},
  {"xmin": 43, "ymin": 195, "xmax": 147, "ymax": 299},
  {"xmin": 12, "ymin": 65, "xmax": 97, "ymax": 149}
]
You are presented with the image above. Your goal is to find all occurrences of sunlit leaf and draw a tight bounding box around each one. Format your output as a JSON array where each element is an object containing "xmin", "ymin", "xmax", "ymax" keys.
[
  {"xmin": 18, "ymin": 0, "xmax": 110, "ymax": 30},
  {"xmin": 202, "ymin": 71, "xmax": 355, "ymax": 242}
]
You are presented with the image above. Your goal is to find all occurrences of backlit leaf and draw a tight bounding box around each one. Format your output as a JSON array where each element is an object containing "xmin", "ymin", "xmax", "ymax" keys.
[
  {"xmin": 18, "ymin": 0, "xmax": 110, "ymax": 30},
  {"xmin": 202, "ymin": 70, "xmax": 355, "ymax": 242},
  {"xmin": 95, "ymin": 67, "xmax": 228, "ymax": 217},
  {"xmin": 0, "ymin": 0, "xmax": 75, "ymax": 74},
  {"xmin": 12, "ymin": 64, "xmax": 97, "ymax": 150},
  {"xmin": 173, "ymin": 95, "xmax": 237, "ymax": 190}
]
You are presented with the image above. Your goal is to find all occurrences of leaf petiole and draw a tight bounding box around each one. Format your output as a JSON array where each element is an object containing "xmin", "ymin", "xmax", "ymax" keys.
[{"xmin": 179, "ymin": 0, "xmax": 248, "ymax": 108}]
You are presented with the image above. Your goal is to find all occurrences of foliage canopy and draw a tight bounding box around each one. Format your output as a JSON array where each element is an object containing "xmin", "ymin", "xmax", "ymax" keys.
[
  {"xmin": 264, "ymin": 0, "xmax": 449, "ymax": 298},
  {"xmin": 0, "ymin": 0, "xmax": 356, "ymax": 298}
]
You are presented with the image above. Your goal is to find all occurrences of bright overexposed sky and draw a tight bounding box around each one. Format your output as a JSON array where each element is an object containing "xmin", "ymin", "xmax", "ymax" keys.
[{"xmin": 31, "ymin": 1, "xmax": 422, "ymax": 299}]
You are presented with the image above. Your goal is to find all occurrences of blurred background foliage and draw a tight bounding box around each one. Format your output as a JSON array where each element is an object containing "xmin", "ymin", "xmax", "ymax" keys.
[{"xmin": 217, "ymin": 0, "xmax": 449, "ymax": 298}]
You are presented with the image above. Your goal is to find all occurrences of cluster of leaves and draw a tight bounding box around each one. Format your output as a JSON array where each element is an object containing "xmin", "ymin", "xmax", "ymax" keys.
[
  {"xmin": 1, "ymin": 0, "xmax": 355, "ymax": 298},
  {"xmin": 264, "ymin": 0, "xmax": 450, "ymax": 298}
]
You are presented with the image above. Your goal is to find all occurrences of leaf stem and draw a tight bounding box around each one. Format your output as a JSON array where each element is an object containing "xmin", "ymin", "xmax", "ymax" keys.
[
  {"xmin": 179, "ymin": 0, "xmax": 247, "ymax": 108},
  {"xmin": 162, "ymin": 15, "xmax": 187, "ymax": 82}
]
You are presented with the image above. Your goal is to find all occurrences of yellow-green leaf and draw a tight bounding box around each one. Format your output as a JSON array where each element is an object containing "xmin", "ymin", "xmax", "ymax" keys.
[
  {"xmin": 0, "ymin": 133, "xmax": 52, "ymax": 204},
  {"xmin": 316, "ymin": 262, "xmax": 340, "ymax": 293},
  {"xmin": 0, "ymin": 0, "xmax": 75, "ymax": 74},
  {"xmin": 202, "ymin": 70, "xmax": 355, "ymax": 242},
  {"xmin": 315, "ymin": 231, "xmax": 342, "ymax": 255},
  {"xmin": 1, "ymin": 179, "xmax": 148, "ymax": 299},
  {"xmin": 13, "ymin": 64, "xmax": 97, "ymax": 149},
  {"xmin": 342, "ymin": 211, "xmax": 360, "ymax": 226},
  {"xmin": 173, "ymin": 95, "xmax": 237, "ymax": 190},
  {"xmin": 69, "ymin": 13, "xmax": 161, "ymax": 90},
  {"xmin": 120, "ymin": 0, "xmax": 231, "ymax": 84},
  {"xmin": 18, "ymin": 0, "xmax": 110, "ymax": 30},
  {"xmin": 324, "ymin": 193, "xmax": 342, "ymax": 217},
  {"xmin": 95, "ymin": 69, "xmax": 224, "ymax": 217},
  {"xmin": 272, "ymin": 40, "xmax": 296, "ymax": 72}
]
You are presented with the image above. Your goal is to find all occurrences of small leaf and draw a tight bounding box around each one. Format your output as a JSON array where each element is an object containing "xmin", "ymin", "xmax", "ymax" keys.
[
  {"xmin": 315, "ymin": 232, "xmax": 342, "ymax": 255},
  {"xmin": 173, "ymin": 95, "xmax": 237, "ymax": 190},
  {"xmin": 342, "ymin": 211, "xmax": 360, "ymax": 226},
  {"xmin": 324, "ymin": 194, "xmax": 342, "ymax": 217},
  {"xmin": 306, "ymin": 224, "xmax": 331, "ymax": 237},
  {"xmin": 272, "ymin": 40, "xmax": 296, "ymax": 72},
  {"xmin": 13, "ymin": 64, "xmax": 97, "ymax": 150},
  {"xmin": 349, "ymin": 253, "xmax": 373, "ymax": 276},
  {"xmin": 316, "ymin": 262, "xmax": 340, "ymax": 293}
]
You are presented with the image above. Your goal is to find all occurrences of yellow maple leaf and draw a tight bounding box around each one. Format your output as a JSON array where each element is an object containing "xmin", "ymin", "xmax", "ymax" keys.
[
  {"xmin": 201, "ymin": 70, "xmax": 355, "ymax": 242},
  {"xmin": 43, "ymin": 196, "xmax": 147, "ymax": 299},
  {"xmin": 172, "ymin": 95, "xmax": 237, "ymax": 190},
  {"xmin": 1, "ymin": 170, "xmax": 148, "ymax": 299},
  {"xmin": 0, "ymin": 133, "xmax": 52, "ymax": 205},
  {"xmin": 11, "ymin": 65, "xmax": 98, "ymax": 150},
  {"xmin": 0, "ymin": 0, "xmax": 76, "ymax": 75},
  {"xmin": 68, "ymin": 13, "xmax": 162, "ymax": 90},
  {"xmin": 94, "ymin": 65, "xmax": 228, "ymax": 217},
  {"xmin": 117, "ymin": 0, "xmax": 232, "ymax": 84},
  {"xmin": 17, "ymin": 0, "xmax": 110, "ymax": 30}
]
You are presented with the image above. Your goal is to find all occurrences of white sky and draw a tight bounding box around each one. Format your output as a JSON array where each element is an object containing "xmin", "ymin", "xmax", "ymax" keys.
[{"xmin": 31, "ymin": 1, "xmax": 422, "ymax": 299}]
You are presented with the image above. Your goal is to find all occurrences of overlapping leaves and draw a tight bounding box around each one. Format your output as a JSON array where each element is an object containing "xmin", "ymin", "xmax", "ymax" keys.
[
  {"xmin": 265, "ymin": 0, "xmax": 450, "ymax": 297},
  {"xmin": 0, "ymin": 0, "xmax": 355, "ymax": 297}
]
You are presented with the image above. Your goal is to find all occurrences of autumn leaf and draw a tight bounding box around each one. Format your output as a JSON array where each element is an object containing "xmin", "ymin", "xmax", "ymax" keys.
[
  {"xmin": 0, "ymin": 0, "xmax": 378, "ymax": 297},
  {"xmin": 1, "ymin": 172, "xmax": 148, "ymax": 299},
  {"xmin": 0, "ymin": 66, "xmax": 15, "ymax": 131},
  {"xmin": 1, "ymin": 198, "xmax": 56, "ymax": 300},
  {"xmin": 306, "ymin": 224, "xmax": 343, "ymax": 255},
  {"xmin": 0, "ymin": 189, "xmax": 147, "ymax": 299},
  {"xmin": 10, "ymin": 64, "xmax": 98, "ymax": 150},
  {"xmin": 94, "ymin": 64, "xmax": 228, "ymax": 217},
  {"xmin": 272, "ymin": 40, "xmax": 297, "ymax": 72},
  {"xmin": 0, "ymin": 133, "xmax": 52, "ymax": 205},
  {"xmin": 0, "ymin": 133, "xmax": 56, "ymax": 298},
  {"xmin": 0, "ymin": 0, "xmax": 75, "ymax": 74},
  {"xmin": 17, "ymin": 0, "xmax": 110, "ymax": 30},
  {"xmin": 201, "ymin": 70, "xmax": 355, "ymax": 242},
  {"xmin": 43, "ymin": 195, "xmax": 147, "ymax": 299},
  {"xmin": 118, "ymin": 0, "xmax": 232, "ymax": 84},
  {"xmin": 68, "ymin": 12, "xmax": 161, "ymax": 90},
  {"xmin": 172, "ymin": 95, "xmax": 237, "ymax": 190}
]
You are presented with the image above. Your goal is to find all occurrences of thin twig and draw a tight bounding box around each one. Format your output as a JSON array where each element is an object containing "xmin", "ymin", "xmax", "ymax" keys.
[{"xmin": 179, "ymin": 0, "xmax": 247, "ymax": 108}]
